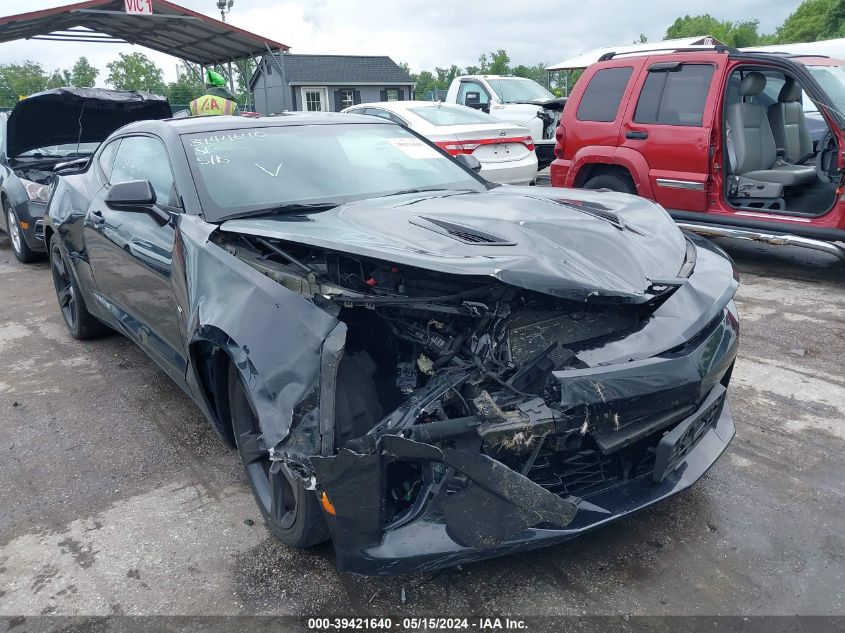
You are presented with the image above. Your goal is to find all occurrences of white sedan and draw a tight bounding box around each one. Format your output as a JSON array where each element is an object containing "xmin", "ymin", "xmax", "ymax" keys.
[{"xmin": 342, "ymin": 101, "xmax": 538, "ymax": 185}]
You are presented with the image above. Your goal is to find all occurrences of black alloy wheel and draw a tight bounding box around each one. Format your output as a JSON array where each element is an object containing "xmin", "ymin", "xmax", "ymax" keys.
[
  {"xmin": 227, "ymin": 364, "xmax": 329, "ymax": 547},
  {"xmin": 49, "ymin": 236, "xmax": 110, "ymax": 340}
]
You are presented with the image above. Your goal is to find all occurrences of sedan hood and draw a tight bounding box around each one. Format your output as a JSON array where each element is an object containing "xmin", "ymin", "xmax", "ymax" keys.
[
  {"xmin": 220, "ymin": 187, "xmax": 689, "ymax": 303},
  {"xmin": 6, "ymin": 87, "xmax": 172, "ymax": 157}
]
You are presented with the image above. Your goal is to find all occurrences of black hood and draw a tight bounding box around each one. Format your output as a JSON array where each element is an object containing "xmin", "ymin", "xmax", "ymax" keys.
[
  {"xmin": 6, "ymin": 87, "xmax": 172, "ymax": 157},
  {"xmin": 220, "ymin": 187, "xmax": 689, "ymax": 303}
]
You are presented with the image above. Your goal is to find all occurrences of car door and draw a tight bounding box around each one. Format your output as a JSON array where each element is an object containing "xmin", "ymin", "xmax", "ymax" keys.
[
  {"xmin": 84, "ymin": 134, "xmax": 187, "ymax": 382},
  {"xmin": 620, "ymin": 61, "xmax": 719, "ymax": 212}
]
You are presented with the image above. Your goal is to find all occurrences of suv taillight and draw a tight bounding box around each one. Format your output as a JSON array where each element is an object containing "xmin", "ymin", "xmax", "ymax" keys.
[{"xmin": 554, "ymin": 124, "xmax": 565, "ymax": 160}]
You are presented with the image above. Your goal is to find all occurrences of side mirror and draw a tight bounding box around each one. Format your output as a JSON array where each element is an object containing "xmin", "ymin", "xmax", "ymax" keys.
[
  {"xmin": 106, "ymin": 180, "xmax": 156, "ymax": 209},
  {"xmin": 455, "ymin": 153, "xmax": 482, "ymax": 173},
  {"xmin": 105, "ymin": 180, "xmax": 172, "ymax": 225}
]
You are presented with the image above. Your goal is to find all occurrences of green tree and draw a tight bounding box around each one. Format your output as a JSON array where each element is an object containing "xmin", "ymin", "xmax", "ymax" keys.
[
  {"xmin": 0, "ymin": 61, "xmax": 48, "ymax": 106},
  {"xmin": 106, "ymin": 52, "xmax": 165, "ymax": 94},
  {"xmin": 487, "ymin": 49, "xmax": 511, "ymax": 75},
  {"xmin": 776, "ymin": 0, "xmax": 845, "ymax": 42},
  {"xmin": 46, "ymin": 69, "xmax": 72, "ymax": 89},
  {"xmin": 167, "ymin": 76, "xmax": 203, "ymax": 105},
  {"xmin": 70, "ymin": 57, "xmax": 99, "ymax": 87},
  {"xmin": 665, "ymin": 14, "xmax": 765, "ymax": 47},
  {"xmin": 414, "ymin": 69, "xmax": 437, "ymax": 99},
  {"xmin": 512, "ymin": 63, "xmax": 548, "ymax": 86}
]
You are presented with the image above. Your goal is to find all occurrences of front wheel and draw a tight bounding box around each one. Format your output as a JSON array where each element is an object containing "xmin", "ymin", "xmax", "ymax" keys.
[
  {"xmin": 5, "ymin": 202, "xmax": 43, "ymax": 263},
  {"xmin": 228, "ymin": 364, "xmax": 330, "ymax": 547}
]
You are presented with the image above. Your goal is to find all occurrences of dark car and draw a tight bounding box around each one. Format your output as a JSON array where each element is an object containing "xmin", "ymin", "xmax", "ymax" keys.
[
  {"xmin": 0, "ymin": 87, "xmax": 171, "ymax": 262},
  {"xmin": 45, "ymin": 114, "xmax": 739, "ymax": 575}
]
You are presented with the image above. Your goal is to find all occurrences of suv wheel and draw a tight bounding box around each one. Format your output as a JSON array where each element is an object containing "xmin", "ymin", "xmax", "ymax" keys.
[
  {"xmin": 583, "ymin": 173, "xmax": 636, "ymax": 195},
  {"xmin": 5, "ymin": 202, "xmax": 42, "ymax": 263}
]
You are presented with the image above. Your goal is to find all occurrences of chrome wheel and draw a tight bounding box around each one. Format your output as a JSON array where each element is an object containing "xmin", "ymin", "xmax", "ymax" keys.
[{"xmin": 6, "ymin": 208, "xmax": 22, "ymax": 255}]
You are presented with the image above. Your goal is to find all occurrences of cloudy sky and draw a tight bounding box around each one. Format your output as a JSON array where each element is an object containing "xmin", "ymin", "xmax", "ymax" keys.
[{"xmin": 0, "ymin": 0, "xmax": 801, "ymax": 85}]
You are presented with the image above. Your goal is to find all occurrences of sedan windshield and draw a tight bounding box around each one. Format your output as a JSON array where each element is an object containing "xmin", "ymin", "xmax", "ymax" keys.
[
  {"xmin": 486, "ymin": 78, "xmax": 554, "ymax": 103},
  {"xmin": 182, "ymin": 123, "xmax": 486, "ymax": 221},
  {"xmin": 805, "ymin": 64, "xmax": 845, "ymax": 125}
]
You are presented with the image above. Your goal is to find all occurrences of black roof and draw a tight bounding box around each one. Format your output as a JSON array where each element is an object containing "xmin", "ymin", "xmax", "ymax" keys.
[{"xmin": 253, "ymin": 53, "xmax": 414, "ymax": 87}]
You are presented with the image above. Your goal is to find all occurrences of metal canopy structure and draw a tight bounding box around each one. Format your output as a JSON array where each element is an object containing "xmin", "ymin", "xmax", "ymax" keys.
[{"xmin": 0, "ymin": 0, "xmax": 289, "ymax": 66}]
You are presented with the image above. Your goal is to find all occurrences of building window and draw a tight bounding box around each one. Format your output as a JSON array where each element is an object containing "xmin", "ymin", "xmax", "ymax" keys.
[
  {"xmin": 340, "ymin": 90, "xmax": 355, "ymax": 109},
  {"xmin": 386, "ymin": 89, "xmax": 399, "ymax": 101},
  {"xmin": 304, "ymin": 89, "xmax": 324, "ymax": 112}
]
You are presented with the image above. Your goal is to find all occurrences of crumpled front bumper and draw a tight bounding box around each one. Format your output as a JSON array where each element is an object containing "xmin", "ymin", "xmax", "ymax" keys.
[{"xmin": 312, "ymin": 304, "xmax": 739, "ymax": 576}]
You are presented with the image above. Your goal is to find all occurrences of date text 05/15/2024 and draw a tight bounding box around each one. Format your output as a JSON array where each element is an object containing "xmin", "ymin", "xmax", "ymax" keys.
[{"xmin": 307, "ymin": 617, "xmax": 528, "ymax": 630}]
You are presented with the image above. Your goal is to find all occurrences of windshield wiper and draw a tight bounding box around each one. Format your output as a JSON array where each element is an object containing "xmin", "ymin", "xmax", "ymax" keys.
[
  {"xmin": 375, "ymin": 187, "xmax": 481, "ymax": 199},
  {"xmin": 224, "ymin": 202, "xmax": 338, "ymax": 221}
]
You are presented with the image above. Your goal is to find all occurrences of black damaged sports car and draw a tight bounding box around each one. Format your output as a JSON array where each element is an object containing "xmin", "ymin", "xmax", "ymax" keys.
[{"xmin": 45, "ymin": 114, "xmax": 739, "ymax": 575}]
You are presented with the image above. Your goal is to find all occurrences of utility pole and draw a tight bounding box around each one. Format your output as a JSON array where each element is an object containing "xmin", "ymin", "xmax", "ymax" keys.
[{"xmin": 216, "ymin": 0, "xmax": 233, "ymax": 22}]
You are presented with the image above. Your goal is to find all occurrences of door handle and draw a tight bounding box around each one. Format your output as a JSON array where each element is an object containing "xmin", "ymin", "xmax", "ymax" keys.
[
  {"xmin": 91, "ymin": 210, "xmax": 105, "ymax": 225},
  {"xmin": 625, "ymin": 130, "xmax": 648, "ymax": 140}
]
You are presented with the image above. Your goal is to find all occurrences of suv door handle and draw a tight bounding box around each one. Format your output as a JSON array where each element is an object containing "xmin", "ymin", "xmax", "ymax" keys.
[{"xmin": 625, "ymin": 131, "xmax": 648, "ymax": 140}]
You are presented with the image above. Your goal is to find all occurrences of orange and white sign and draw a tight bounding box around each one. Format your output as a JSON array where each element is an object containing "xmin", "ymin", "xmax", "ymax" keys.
[{"xmin": 124, "ymin": 0, "xmax": 153, "ymax": 15}]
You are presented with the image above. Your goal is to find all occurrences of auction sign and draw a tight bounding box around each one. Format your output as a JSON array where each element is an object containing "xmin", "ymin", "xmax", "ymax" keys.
[{"xmin": 125, "ymin": 0, "xmax": 153, "ymax": 15}]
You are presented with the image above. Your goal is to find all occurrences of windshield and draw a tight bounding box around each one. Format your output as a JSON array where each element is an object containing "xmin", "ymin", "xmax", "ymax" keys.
[
  {"xmin": 17, "ymin": 142, "xmax": 100, "ymax": 158},
  {"xmin": 409, "ymin": 105, "xmax": 497, "ymax": 125},
  {"xmin": 182, "ymin": 123, "xmax": 486, "ymax": 221},
  {"xmin": 805, "ymin": 65, "xmax": 845, "ymax": 125},
  {"xmin": 486, "ymin": 78, "xmax": 554, "ymax": 103}
]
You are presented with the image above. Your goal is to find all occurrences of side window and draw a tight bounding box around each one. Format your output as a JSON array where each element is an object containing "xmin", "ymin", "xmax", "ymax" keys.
[
  {"xmin": 111, "ymin": 136, "xmax": 179, "ymax": 208},
  {"xmin": 576, "ymin": 67, "xmax": 634, "ymax": 122},
  {"xmin": 363, "ymin": 107, "xmax": 393, "ymax": 121},
  {"xmin": 458, "ymin": 81, "xmax": 490, "ymax": 107},
  {"xmin": 634, "ymin": 64, "xmax": 716, "ymax": 126},
  {"xmin": 363, "ymin": 108, "xmax": 407, "ymax": 125},
  {"xmin": 98, "ymin": 140, "xmax": 120, "ymax": 182}
]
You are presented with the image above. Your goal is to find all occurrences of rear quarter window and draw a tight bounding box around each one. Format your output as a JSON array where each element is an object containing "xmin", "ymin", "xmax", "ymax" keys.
[
  {"xmin": 634, "ymin": 63, "xmax": 715, "ymax": 126},
  {"xmin": 576, "ymin": 66, "xmax": 635, "ymax": 122}
]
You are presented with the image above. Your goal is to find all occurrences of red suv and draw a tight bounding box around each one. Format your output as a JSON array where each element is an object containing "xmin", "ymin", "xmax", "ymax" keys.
[{"xmin": 550, "ymin": 46, "xmax": 845, "ymax": 262}]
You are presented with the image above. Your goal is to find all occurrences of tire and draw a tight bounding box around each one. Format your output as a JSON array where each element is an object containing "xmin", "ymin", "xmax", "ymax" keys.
[
  {"xmin": 49, "ymin": 235, "xmax": 111, "ymax": 340},
  {"xmin": 583, "ymin": 172, "xmax": 637, "ymax": 195},
  {"xmin": 5, "ymin": 201, "xmax": 43, "ymax": 263},
  {"xmin": 227, "ymin": 363, "xmax": 330, "ymax": 548}
]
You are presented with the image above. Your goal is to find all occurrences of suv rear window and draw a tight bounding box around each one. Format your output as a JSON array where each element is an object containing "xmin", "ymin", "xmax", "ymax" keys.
[
  {"xmin": 576, "ymin": 67, "xmax": 634, "ymax": 122},
  {"xmin": 634, "ymin": 64, "xmax": 715, "ymax": 126}
]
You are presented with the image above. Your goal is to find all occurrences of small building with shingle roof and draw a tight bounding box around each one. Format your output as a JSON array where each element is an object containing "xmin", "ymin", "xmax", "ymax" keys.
[{"xmin": 249, "ymin": 53, "xmax": 416, "ymax": 114}]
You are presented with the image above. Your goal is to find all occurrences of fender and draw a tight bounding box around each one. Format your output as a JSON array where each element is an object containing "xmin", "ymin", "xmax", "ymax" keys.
[
  {"xmin": 567, "ymin": 145, "xmax": 655, "ymax": 199},
  {"xmin": 173, "ymin": 215, "xmax": 342, "ymax": 455}
]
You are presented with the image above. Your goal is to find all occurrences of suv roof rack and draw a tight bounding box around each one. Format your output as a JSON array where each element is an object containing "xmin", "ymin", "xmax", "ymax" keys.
[{"xmin": 597, "ymin": 44, "xmax": 739, "ymax": 62}]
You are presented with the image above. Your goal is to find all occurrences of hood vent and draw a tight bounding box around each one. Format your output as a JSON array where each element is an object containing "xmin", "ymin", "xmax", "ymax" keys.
[{"xmin": 410, "ymin": 216, "xmax": 516, "ymax": 246}]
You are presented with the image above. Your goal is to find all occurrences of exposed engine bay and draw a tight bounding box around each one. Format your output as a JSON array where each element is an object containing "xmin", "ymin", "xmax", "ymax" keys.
[{"xmin": 212, "ymin": 229, "xmax": 727, "ymax": 528}]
